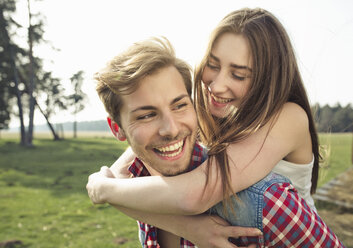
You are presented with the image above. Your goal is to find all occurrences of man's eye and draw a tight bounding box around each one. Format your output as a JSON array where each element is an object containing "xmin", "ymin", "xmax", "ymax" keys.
[
  {"xmin": 175, "ymin": 103, "xmax": 187, "ymax": 110},
  {"xmin": 137, "ymin": 113, "xmax": 156, "ymax": 120}
]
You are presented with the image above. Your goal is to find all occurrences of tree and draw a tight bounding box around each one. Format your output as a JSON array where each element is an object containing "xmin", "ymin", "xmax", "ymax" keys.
[
  {"xmin": 26, "ymin": 0, "xmax": 41, "ymax": 146},
  {"xmin": 35, "ymin": 71, "xmax": 67, "ymax": 140},
  {"xmin": 0, "ymin": 0, "xmax": 27, "ymax": 143},
  {"xmin": 1, "ymin": 0, "xmax": 63, "ymax": 144},
  {"xmin": 314, "ymin": 103, "xmax": 353, "ymax": 133},
  {"xmin": 67, "ymin": 71, "xmax": 87, "ymax": 138}
]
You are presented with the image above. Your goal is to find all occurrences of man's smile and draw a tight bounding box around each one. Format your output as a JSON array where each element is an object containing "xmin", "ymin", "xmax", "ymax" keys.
[{"xmin": 153, "ymin": 139, "xmax": 185, "ymax": 158}]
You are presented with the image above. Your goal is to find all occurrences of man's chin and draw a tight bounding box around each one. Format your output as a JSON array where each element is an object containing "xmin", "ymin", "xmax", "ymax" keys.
[
  {"xmin": 156, "ymin": 161, "xmax": 190, "ymax": 177},
  {"xmin": 161, "ymin": 168, "xmax": 188, "ymax": 177}
]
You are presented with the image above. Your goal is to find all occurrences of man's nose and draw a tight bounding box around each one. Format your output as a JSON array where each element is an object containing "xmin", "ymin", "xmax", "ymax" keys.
[{"xmin": 158, "ymin": 113, "xmax": 179, "ymax": 138}]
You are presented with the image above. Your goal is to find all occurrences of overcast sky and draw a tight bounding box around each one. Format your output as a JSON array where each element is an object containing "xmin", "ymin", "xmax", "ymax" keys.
[{"xmin": 10, "ymin": 0, "xmax": 353, "ymax": 127}]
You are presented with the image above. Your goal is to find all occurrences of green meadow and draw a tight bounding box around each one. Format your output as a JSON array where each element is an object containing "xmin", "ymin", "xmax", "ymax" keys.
[
  {"xmin": 318, "ymin": 133, "xmax": 353, "ymax": 187},
  {"xmin": 0, "ymin": 133, "xmax": 352, "ymax": 247}
]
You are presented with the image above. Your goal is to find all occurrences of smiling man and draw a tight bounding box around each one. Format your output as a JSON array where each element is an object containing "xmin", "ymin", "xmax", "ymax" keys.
[
  {"xmin": 91, "ymin": 37, "xmax": 261, "ymax": 248},
  {"xmin": 115, "ymin": 65, "xmax": 198, "ymax": 177}
]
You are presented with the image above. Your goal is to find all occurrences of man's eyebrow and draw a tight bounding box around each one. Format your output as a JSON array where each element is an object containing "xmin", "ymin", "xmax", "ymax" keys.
[
  {"xmin": 171, "ymin": 94, "xmax": 189, "ymax": 105},
  {"xmin": 209, "ymin": 53, "xmax": 252, "ymax": 72},
  {"xmin": 131, "ymin": 105, "xmax": 156, "ymax": 113},
  {"xmin": 131, "ymin": 94, "xmax": 189, "ymax": 113}
]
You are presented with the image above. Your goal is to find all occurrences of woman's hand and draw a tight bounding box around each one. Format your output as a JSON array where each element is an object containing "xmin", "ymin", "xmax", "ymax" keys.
[
  {"xmin": 184, "ymin": 214, "xmax": 260, "ymax": 248},
  {"xmin": 110, "ymin": 147, "xmax": 135, "ymax": 178},
  {"xmin": 86, "ymin": 166, "xmax": 115, "ymax": 204},
  {"xmin": 87, "ymin": 168, "xmax": 261, "ymax": 247}
]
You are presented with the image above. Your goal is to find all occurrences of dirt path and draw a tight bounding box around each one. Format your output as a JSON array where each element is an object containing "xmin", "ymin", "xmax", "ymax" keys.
[{"xmin": 315, "ymin": 167, "xmax": 353, "ymax": 247}]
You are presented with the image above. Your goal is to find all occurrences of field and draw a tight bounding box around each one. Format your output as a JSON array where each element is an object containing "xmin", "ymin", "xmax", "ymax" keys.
[
  {"xmin": 0, "ymin": 132, "xmax": 352, "ymax": 247},
  {"xmin": 0, "ymin": 134, "xmax": 140, "ymax": 248}
]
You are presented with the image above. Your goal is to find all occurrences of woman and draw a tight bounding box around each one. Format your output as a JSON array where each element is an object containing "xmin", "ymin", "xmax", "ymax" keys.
[{"xmin": 88, "ymin": 8, "xmax": 344, "ymax": 247}]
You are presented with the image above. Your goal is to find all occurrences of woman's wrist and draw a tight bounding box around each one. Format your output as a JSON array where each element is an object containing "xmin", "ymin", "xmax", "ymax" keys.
[{"xmin": 99, "ymin": 178, "xmax": 119, "ymax": 204}]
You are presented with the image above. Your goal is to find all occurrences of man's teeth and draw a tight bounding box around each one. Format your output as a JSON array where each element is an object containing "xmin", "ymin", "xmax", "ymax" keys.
[
  {"xmin": 156, "ymin": 140, "xmax": 183, "ymax": 157},
  {"xmin": 212, "ymin": 94, "xmax": 233, "ymax": 103},
  {"xmin": 156, "ymin": 140, "xmax": 183, "ymax": 152},
  {"xmin": 159, "ymin": 149, "xmax": 182, "ymax": 157}
]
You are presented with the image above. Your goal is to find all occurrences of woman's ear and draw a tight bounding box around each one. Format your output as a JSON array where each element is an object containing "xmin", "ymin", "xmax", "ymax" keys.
[{"xmin": 107, "ymin": 117, "xmax": 126, "ymax": 141}]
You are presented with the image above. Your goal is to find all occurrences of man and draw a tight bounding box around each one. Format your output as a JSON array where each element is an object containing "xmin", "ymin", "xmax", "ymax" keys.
[
  {"xmin": 89, "ymin": 37, "xmax": 260, "ymax": 248},
  {"xmin": 87, "ymin": 37, "xmax": 344, "ymax": 247}
]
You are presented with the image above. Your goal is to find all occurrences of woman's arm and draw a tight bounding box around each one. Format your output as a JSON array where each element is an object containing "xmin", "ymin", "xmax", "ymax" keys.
[
  {"xmin": 92, "ymin": 166, "xmax": 261, "ymax": 248},
  {"xmin": 116, "ymin": 206, "xmax": 260, "ymax": 248},
  {"xmin": 88, "ymin": 103, "xmax": 310, "ymax": 214},
  {"xmin": 109, "ymin": 146, "xmax": 135, "ymax": 178}
]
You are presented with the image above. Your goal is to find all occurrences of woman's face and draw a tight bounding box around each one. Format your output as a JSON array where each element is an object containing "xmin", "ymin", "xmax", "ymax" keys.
[{"xmin": 201, "ymin": 33, "xmax": 252, "ymax": 118}]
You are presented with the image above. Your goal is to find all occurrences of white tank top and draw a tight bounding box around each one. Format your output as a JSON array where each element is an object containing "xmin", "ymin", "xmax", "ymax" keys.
[{"xmin": 272, "ymin": 156, "xmax": 316, "ymax": 211}]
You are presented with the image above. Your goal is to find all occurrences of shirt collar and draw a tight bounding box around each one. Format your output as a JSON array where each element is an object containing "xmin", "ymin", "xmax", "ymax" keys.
[{"xmin": 128, "ymin": 142, "xmax": 207, "ymax": 177}]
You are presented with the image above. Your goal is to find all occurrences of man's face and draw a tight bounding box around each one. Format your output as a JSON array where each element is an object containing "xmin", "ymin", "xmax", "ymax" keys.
[{"xmin": 119, "ymin": 66, "xmax": 198, "ymax": 176}]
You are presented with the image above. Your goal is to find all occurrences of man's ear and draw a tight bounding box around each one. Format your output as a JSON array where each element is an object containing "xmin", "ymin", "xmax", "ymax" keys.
[{"xmin": 107, "ymin": 117, "xmax": 126, "ymax": 141}]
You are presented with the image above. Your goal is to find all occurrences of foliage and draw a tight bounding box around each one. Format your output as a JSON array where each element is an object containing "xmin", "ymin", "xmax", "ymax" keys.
[
  {"xmin": 67, "ymin": 71, "xmax": 87, "ymax": 115},
  {"xmin": 313, "ymin": 103, "xmax": 353, "ymax": 133},
  {"xmin": 0, "ymin": 0, "xmax": 22, "ymax": 131},
  {"xmin": 0, "ymin": 134, "xmax": 352, "ymax": 247},
  {"xmin": 67, "ymin": 70, "xmax": 87, "ymax": 138},
  {"xmin": 36, "ymin": 71, "xmax": 67, "ymax": 121}
]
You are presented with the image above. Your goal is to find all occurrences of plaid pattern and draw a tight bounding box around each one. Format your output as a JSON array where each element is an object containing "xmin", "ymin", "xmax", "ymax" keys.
[
  {"xmin": 128, "ymin": 142, "xmax": 206, "ymax": 248},
  {"xmin": 262, "ymin": 183, "xmax": 344, "ymax": 247},
  {"xmin": 128, "ymin": 143, "xmax": 345, "ymax": 248},
  {"xmin": 230, "ymin": 183, "xmax": 345, "ymax": 247}
]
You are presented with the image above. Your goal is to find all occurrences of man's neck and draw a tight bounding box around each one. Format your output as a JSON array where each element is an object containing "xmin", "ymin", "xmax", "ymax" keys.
[
  {"xmin": 144, "ymin": 163, "xmax": 163, "ymax": 176},
  {"xmin": 157, "ymin": 229, "xmax": 180, "ymax": 248}
]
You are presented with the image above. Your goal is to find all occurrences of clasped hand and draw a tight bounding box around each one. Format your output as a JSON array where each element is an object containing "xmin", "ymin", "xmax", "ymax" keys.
[{"xmin": 86, "ymin": 166, "xmax": 115, "ymax": 204}]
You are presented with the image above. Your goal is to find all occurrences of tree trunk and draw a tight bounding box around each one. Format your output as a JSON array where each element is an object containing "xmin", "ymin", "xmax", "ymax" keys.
[
  {"xmin": 35, "ymin": 100, "xmax": 60, "ymax": 141},
  {"xmin": 26, "ymin": 0, "xmax": 35, "ymax": 146},
  {"xmin": 10, "ymin": 46, "xmax": 27, "ymax": 146},
  {"xmin": 73, "ymin": 118, "xmax": 77, "ymax": 138},
  {"xmin": 57, "ymin": 123, "xmax": 64, "ymax": 139}
]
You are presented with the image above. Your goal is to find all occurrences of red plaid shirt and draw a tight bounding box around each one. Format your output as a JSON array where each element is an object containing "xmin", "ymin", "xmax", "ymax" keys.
[{"xmin": 128, "ymin": 143, "xmax": 345, "ymax": 248}]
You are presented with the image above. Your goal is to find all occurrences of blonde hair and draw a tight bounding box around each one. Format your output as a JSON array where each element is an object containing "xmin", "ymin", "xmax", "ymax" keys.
[
  {"xmin": 96, "ymin": 37, "xmax": 193, "ymax": 125},
  {"xmin": 194, "ymin": 8, "xmax": 321, "ymax": 206}
]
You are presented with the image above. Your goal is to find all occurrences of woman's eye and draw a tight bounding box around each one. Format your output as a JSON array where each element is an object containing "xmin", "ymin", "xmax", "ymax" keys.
[
  {"xmin": 206, "ymin": 62, "xmax": 219, "ymax": 70},
  {"xmin": 232, "ymin": 73, "xmax": 246, "ymax": 81}
]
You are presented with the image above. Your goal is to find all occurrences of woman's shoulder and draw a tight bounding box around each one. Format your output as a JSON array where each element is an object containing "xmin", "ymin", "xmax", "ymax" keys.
[
  {"xmin": 277, "ymin": 102, "xmax": 309, "ymax": 128},
  {"xmin": 281, "ymin": 102, "xmax": 307, "ymax": 117},
  {"xmin": 267, "ymin": 102, "xmax": 310, "ymax": 146}
]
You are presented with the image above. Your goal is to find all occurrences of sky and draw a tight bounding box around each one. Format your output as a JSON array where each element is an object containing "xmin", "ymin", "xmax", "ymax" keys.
[{"xmin": 9, "ymin": 0, "xmax": 353, "ymax": 127}]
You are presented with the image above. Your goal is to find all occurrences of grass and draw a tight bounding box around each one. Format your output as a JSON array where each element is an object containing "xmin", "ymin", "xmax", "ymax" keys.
[
  {"xmin": 0, "ymin": 137, "xmax": 139, "ymax": 248},
  {"xmin": 0, "ymin": 132, "xmax": 352, "ymax": 247},
  {"xmin": 318, "ymin": 133, "xmax": 353, "ymax": 187}
]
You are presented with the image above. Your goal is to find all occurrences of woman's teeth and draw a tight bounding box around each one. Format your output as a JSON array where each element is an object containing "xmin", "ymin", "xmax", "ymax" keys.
[{"xmin": 212, "ymin": 94, "xmax": 233, "ymax": 103}]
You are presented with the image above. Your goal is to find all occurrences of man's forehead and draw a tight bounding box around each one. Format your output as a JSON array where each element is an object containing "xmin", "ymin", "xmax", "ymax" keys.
[{"xmin": 121, "ymin": 66, "xmax": 189, "ymax": 112}]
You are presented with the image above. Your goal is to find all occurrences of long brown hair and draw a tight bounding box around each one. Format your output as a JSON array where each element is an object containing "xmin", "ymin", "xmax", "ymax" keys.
[{"xmin": 194, "ymin": 8, "xmax": 320, "ymax": 205}]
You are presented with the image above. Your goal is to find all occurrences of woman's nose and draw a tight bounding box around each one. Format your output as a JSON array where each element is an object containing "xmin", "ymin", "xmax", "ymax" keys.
[{"xmin": 208, "ymin": 72, "xmax": 228, "ymax": 94}]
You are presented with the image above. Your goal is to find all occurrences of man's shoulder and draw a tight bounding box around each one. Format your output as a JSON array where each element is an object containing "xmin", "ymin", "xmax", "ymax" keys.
[
  {"xmin": 190, "ymin": 142, "xmax": 208, "ymax": 168},
  {"xmin": 128, "ymin": 157, "xmax": 150, "ymax": 177}
]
